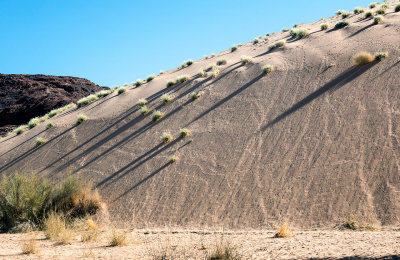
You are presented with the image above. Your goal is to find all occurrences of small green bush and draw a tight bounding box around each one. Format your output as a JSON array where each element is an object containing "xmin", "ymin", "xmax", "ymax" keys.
[
  {"xmin": 46, "ymin": 122, "xmax": 54, "ymax": 129},
  {"xmin": 176, "ymin": 75, "xmax": 190, "ymax": 83},
  {"xmin": 161, "ymin": 94, "xmax": 172, "ymax": 104},
  {"xmin": 179, "ymin": 128, "xmax": 191, "ymax": 138},
  {"xmin": 140, "ymin": 106, "xmax": 149, "ymax": 115},
  {"xmin": 375, "ymin": 52, "xmax": 388, "ymax": 61},
  {"xmin": 77, "ymin": 95, "xmax": 99, "ymax": 108},
  {"xmin": 396, "ymin": 4, "xmax": 400, "ymax": 12},
  {"xmin": 117, "ymin": 87, "xmax": 126, "ymax": 95},
  {"xmin": 147, "ymin": 75, "xmax": 156, "ymax": 82},
  {"xmin": 28, "ymin": 118, "xmax": 40, "ymax": 129},
  {"xmin": 321, "ymin": 23, "xmax": 329, "ymax": 30},
  {"xmin": 182, "ymin": 60, "xmax": 193, "ymax": 67},
  {"xmin": 36, "ymin": 137, "xmax": 47, "ymax": 147},
  {"xmin": 373, "ymin": 15, "xmax": 384, "ymax": 24},
  {"xmin": 76, "ymin": 114, "xmax": 88, "ymax": 125},
  {"xmin": 135, "ymin": 80, "xmax": 144, "ymax": 87},
  {"xmin": 241, "ymin": 56, "xmax": 252, "ymax": 65},
  {"xmin": 289, "ymin": 28, "xmax": 309, "ymax": 39},
  {"xmin": 151, "ymin": 111, "xmax": 164, "ymax": 121},
  {"xmin": 13, "ymin": 125, "xmax": 27, "ymax": 135},
  {"xmin": 161, "ymin": 132, "xmax": 173, "ymax": 143},
  {"xmin": 369, "ymin": 3, "xmax": 377, "ymax": 8},
  {"xmin": 354, "ymin": 7, "xmax": 364, "ymax": 14},
  {"xmin": 191, "ymin": 90, "xmax": 204, "ymax": 100},
  {"xmin": 365, "ymin": 11, "xmax": 373, "ymax": 18},
  {"xmin": 231, "ymin": 46, "xmax": 238, "ymax": 52},
  {"xmin": 137, "ymin": 98, "xmax": 148, "ymax": 107},
  {"xmin": 166, "ymin": 80, "xmax": 176, "ymax": 87},
  {"xmin": 335, "ymin": 20, "xmax": 349, "ymax": 29},
  {"xmin": 253, "ymin": 38, "xmax": 259, "ymax": 44},
  {"xmin": 262, "ymin": 65, "xmax": 275, "ymax": 75},
  {"xmin": 217, "ymin": 59, "xmax": 227, "ymax": 66}
]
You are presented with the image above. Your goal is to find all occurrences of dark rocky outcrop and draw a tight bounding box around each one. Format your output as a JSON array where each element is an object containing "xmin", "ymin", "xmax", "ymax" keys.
[{"xmin": 0, "ymin": 74, "xmax": 108, "ymax": 135}]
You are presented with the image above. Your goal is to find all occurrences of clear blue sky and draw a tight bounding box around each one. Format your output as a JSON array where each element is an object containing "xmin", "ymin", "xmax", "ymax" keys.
[{"xmin": 1, "ymin": 0, "xmax": 370, "ymax": 87}]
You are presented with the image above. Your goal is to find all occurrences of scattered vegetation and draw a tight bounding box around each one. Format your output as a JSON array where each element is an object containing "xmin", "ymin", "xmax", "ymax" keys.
[
  {"xmin": 76, "ymin": 114, "xmax": 88, "ymax": 125},
  {"xmin": 137, "ymin": 98, "xmax": 148, "ymax": 107},
  {"xmin": 169, "ymin": 155, "xmax": 178, "ymax": 164},
  {"xmin": 191, "ymin": 90, "xmax": 204, "ymax": 100},
  {"xmin": 217, "ymin": 59, "xmax": 227, "ymax": 66},
  {"xmin": 117, "ymin": 87, "xmax": 126, "ymax": 95},
  {"xmin": 135, "ymin": 79, "xmax": 144, "ymax": 87},
  {"xmin": 77, "ymin": 94, "xmax": 99, "ymax": 108},
  {"xmin": 334, "ymin": 20, "xmax": 349, "ymax": 29},
  {"xmin": 375, "ymin": 51, "xmax": 388, "ymax": 61},
  {"xmin": 274, "ymin": 223, "xmax": 294, "ymax": 238},
  {"xmin": 268, "ymin": 40, "xmax": 286, "ymax": 51},
  {"xmin": 253, "ymin": 38, "xmax": 259, "ymax": 44},
  {"xmin": 46, "ymin": 122, "xmax": 54, "ymax": 129},
  {"xmin": 161, "ymin": 94, "xmax": 172, "ymax": 104},
  {"xmin": 152, "ymin": 111, "xmax": 164, "ymax": 121},
  {"xmin": 354, "ymin": 51, "xmax": 375, "ymax": 66},
  {"xmin": 182, "ymin": 60, "xmax": 194, "ymax": 67},
  {"xmin": 162, "ymin": 132, "xmax": 173, "ymax": 143},
  {"xmin": 373, "ymin": 15, "xmax": 384, "ymax": 24},
  {"xmin": 147, "ymin": 75, "xmax": 156, "ymax": 82},
  {"xmin": 109, "ymin": 230, "xmax": 127, "ymax": 247},
  {"xmin": 36, "ymin": 137, "xmax": 47, "ymax": 147},
  {"xmin": 354, "ymin": 7, "xmax": 364, "ymax": 14},
  {"xmin": 179, "ymin": 128, "xmax": 191, "ymax": 138},
  {"xmin": 262, "ymin": 65, "xmax": 275, "ymax": 75},
  {"xmin": 289, "ymin": 28, "xmax": 309, "ymax": 39},
  {"xmin": 241, "ymin": 56, "xmax": 252, "ymax": 65},
  {"xmin": 320, "ymin": 23, "xmax": 329, "ymax": 30},
  {"xmin": 231, "ymin": 45, "xmax": 238, "ymax": 52},
  {"xmin": 140, "ymin": 106, "xmax": 149, "ymax": 115},
  {"xmin": 176, "ymin": 75, "xmax": 190, "ymax": 84}
]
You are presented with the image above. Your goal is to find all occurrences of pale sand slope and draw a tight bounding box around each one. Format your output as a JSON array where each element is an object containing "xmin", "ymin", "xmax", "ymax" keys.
[
  {"xmin": 1, "ymin": 230, "xmax": 400, "ymax": 259},
  {"xmin": 1, "ymin": 2, "xmax": 400, "ymax": 228}
]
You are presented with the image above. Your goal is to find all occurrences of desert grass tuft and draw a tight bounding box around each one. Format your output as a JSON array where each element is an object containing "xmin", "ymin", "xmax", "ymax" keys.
[
  {"xmin": 262, "ymin": 65, "xmax": 275, "ymax": 75},
  {"xmin": 241, "ymin": 56, "xmax": 252, "ymax": 65},
  {"xmin": 176, "ymin": 75, "xmax": 190, "ymax": 84},
  {"xmin": 207, "ymin": 240, "xmax": 241, "ymax": 260},
  {"xmin": 161, "ymin": 132, "xmax": 173, "ymax": 143},
  {"xmin": 140, "ymin": 106, "xmax": 150, "ymax": 115},
  {"xmin": 341, "ymin": 11, "xmax": 350, "ymax": 18},
  {"xmin": 289, "ymin": 28, "xmax": 309, "ymax": 39},
  {"xmin": 46, "ymin": 122, "xmax": 54, "ymax": 129},
  {"xmin": 253, "ymin": 38, "xmax": 259, "ymax": 44},
  {"xmin": 365, "ymin": 11, "xmax": 373, "ymax": 18},
  {"xmin": 335, "ymin": 20, "xmax": 349, "ymax": 29},
  {"xmin": 95, "ymin": 89, "xmax": 113, "ymax": 98},
  {"xmin": 217, "ymin": 59, "xmax": 227, "ymax": 66},
  {"xmin": 47, "ymin": 103, "xmax": 75, "ymax": 118},
  {"xmin": 211, "ymin": 67, "xmax": 220, "ymax": 79},
  {"xmin": 191, "ymin": 90, "xmax": 204, "ymax": 100},
  {"xmin": 320, "ymin": 23, "xmax": 329, "ymax": 30},
  {"xmin": 135, "ymin": 79, "xmax": 144, "ymax": 87},
  {"xmin": 182, "ymin": 60, "xmax": 194, "ymax": 67},
  {"xmin": 76, "ymin": 114, "xmax": 88, "ymax": 125},
  {"xmin": 152, "ymin": 111, "xmax": 164, "ymax": 121},
  {"xmin": 198, "ymin": 69, "xmax": 206, "ymax": 77},
  {"xmin": 354, "ymin": 51, "xmax": 374, "ymax": 66},
  {"xmin": 138, "ymin": 98, "xmax": 148, "ymax": 107},
  {"xmin": 179, "ymin": 128, "xmax": 191, "ymax": 138},
  {"xmin": 375, "ymin": 8, "xmax": 387, "ymax": 14},
  {"xmin": 44, "ymin": 212, "xmax": 72, "ymax": 244},
  {"xmin": 13, "ymin": 125, "xmax": 27, "ymax": 135},
  {"xmin": 169, "ymin": 155, "xmax": 178, "ymax": 164},
  {"xmin": 375, "ymin": 51, "xmax": 388, "ymax": 61},
  {"xmin": 77, "ymin": 94, "xmax": 99, "ymax": 108},
  {"xmin": 354, "ymin": 7, "xmax": 364, "ymax": 14},
  {"xmin": 340, "ymin": 214, "xmax": 377, "ymax": 231},
  {"xmin": 268, "ymin": 40, "xmax": 286, "ymax": 50},
  {"xmin": 231, "ymin": 45, "xmax": 238, "ymax": 52},
  {"xmin": 109, "ymin": 230, "xmax": 127, "ymax": 247},
  {"xmin": 117, "ymin": 87, "xmax": 126, "ymax": 95},
  {"xmin": 21, "ymin": 234, "xmax": 38, "ymax": 255},
  {"xmin": 161, "ymin": 94, "xmax": 172, "ymax": 104},
  {"xmin": 369, "ymin": 3, "xmax": 377, "ymax": 8},
  {"xmin": 36, "ymin": 137, "xmax": 47, "ymax": 147},
  {"xmin": 274, "ymin": 222, "xmax": 294, "ymax": 238},
  {"xmin": 147, "ymin": 75, "xmax": 156, "ymax": 82},
  {"xmin": 28, "ymin": 117, "xmax": 40, "ymax": 129},
  {"xmin": 373, "ymin": 15, "xmax": 384, "ymax": 24},
  {"xmin": 166, "ymin": 80, "xmax": 176, "ymax": 87}
]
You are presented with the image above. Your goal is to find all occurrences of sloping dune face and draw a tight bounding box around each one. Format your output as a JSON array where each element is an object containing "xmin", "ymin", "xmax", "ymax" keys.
[{"xmin": 1, "ymin": 4, "xmax": 400, "ymax": 228}]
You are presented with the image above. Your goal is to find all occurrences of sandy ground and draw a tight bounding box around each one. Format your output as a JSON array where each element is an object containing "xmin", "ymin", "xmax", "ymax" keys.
[{"xmin": 1, "ymin": 229, "xmax": 400, "ymax": 259}]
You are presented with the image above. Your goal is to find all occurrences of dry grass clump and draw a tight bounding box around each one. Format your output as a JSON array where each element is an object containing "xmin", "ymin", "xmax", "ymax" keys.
[
  {"xmin": 290, "ymin": 28, "xmax": 309, "ymax": 39},
  {"xmin": 274, "ymin": 222, "xmax": 294, "ymax": 238},
  {"xmin": 162, "ymin": 132, "xmax": 173, "ymax": 143},
  {"xmin": 95, "ymin": 89, "xmax": 113, "ymax": 98},
  {"xmin": 340, "ymin": 214, "xmax": 377, "ymax": 231},
  {"xmin": 375, "ymin": 8, "xmax": 387, "ymax": 14},
  {"xmin": 335, "ymin": 20, "xmax": 349, "ymax": 29},
  {"xmin": 217, "ymin": 59, "xmax": 227, "ymax": 66},
  {"xmin": 21, "ymin": 234, "xmax": 38, "ymax": 254},
  {"xmin": 176, "ymin": 75, "xmax": 190, "ymax": 83},
  {"xmin": 47, "ymin": 103, "xmax": 75, "ymax": 118},
  {"xmin": 77, "ymin": 94, "xmax": 99, "ymax": 108},
  {"xmin": 321, "ymin": 23, "xmax": 329, "ymax": 30},
  {"xmin": 140, "ymin": 106, "xmax": 150, "ymax": 115},
  {"xmin": 135, "ymin": 79, "xmax": 144, "ymax": 87},
  {"xmin": 252, "ymin": 38, "xmax": 259, "ymax": 44},
  {"xmin": 152, "ymin": 111, "xmax": 164, "ymax": 121},
  {"xmin": 161, "ymin": 94, "xmax": 172, "ymax": 104},
  {"xmin": 231, "ymin": 45, "xmax": 238, "ymax": 52},
  {"xmin": 13, "ymin": 125, "xmax": 27, "ymax": 135},
  {"xmin": 396, "ymin": 4, "xmax": 400, "ymax": 12},
  {"xmin": 166, "ymin": 80, "xmax": 176, "ymax": 87},
  {"xmin": 147, "ymin": 75, "xmax": 156, "ymax": 82},
  {"xmin": 211, "ymin": 67, "xmax": 221, "ymax": 79},
  {"xmin": 354, "ymin": 51, "xmax": 374, "ymax": 66},
  {"xmin": 36, "ymin": 137, "xmax": 47, "ymax": 147},
  {"xmin": 198, "ymin": 69, "xmax": 206, "ymax": 77},
  {"xmin": 76, "ymin": 114, "xmax": 88, "ymax": 125},
  {"xmin": 138, "ymin": 98, "xmax": 148, "ymax": 107},
  {"xmin": 109, "ymin": 230, "xmax": 127, "ymax": 247},
  {"xmin": 191, "ymin": 90, "xmax": 204, "ymax": 100},
  {"xmin": 268, "ymin": 40, "xmax": 286, "ymax": 50},
  {"xmin": 354, "ymin": 7, "xmax": 364, "ymax": 14},
  {"xmin": 369, "ymin": 3, "xmax": 377, "ymax": 8},
  {"xmin": 207, "ymin": 240, "xmax": 241, "ymax": 260},
  {"xmin": 46, "ymin": 122, "xmax": 54, "ymax": 129},
  {"xmin": 169, "ymin": 155, "xmax": 178, "ymax": 164},
  {"xmin": 117, "ymin": 87, "xmax": 126, "ymax": 95},
  {"xmin": 365, "ymin": 11, "xmax": 373, "ymax": 18},
  {"xmin": 28, "ymin": 117, "xmax": 40, "ymax": 129},
  {"xmin": 375, "ymin": 51, "xmax": 388, "ymax": 61},
  {"xmin": 44, "ymin": 212, "xmax": 72, "ymax": 244},
  {"xmin": 241, "ymin": 56, "xmax": 252, "ymax": 65},
  {"xmin": 179, "ymin": 128, "xmax": 191, "ymax": 138},
  {"xmin": 182, "ymin": 60, "xmax": 194, "ymax": 67},
  {"xmin": 262, "ymin": 65, "xmax": 275, "ymax": 75},
  {"xmin": 373, "ymin": 15, "xmax": 384, "ymax": 24}
]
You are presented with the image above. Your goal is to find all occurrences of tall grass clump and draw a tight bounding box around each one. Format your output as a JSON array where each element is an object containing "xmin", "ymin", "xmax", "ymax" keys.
[
  {"xmin": 262, "ymin": 65, "xmax": 275, "ymax": 75},
  {"xmin": 109, "ymin": 230, "xmax": 127, "ymax": 247},
  {"xmin": 375, "ymin": 8, "xmax": 387, "ymax": 14},
  {"xmin": 140, "ymin": 106, "xmax": 149, "ymax": 115},
  {"xmin": 137, "ymin": 98, "xmax": 148, "ymax": 107},
  {"xmin": 365, "ymin": 11, "xmax": 373, "ymax": 18},
  {"xmin": 47, "ymin": 103, "xmax": 75, "ymax": 118},
  {"xmin": 117, "ymin": 87, "xmax": 126, "ymax": 95},
  {"xmin": 46, "ymin": 122, "xmax": 54, "ymax": 129},
  {"xmin": 21, "ymin": 234, "xmax": 38, "ymax": 254},
  {"xmin": 161, "ymin": 94, "xmax": 172, "ymax": 104},
  {"xmin": 167, "ymin": 80, "xmax": 176, "ymax": 87},
  {"xmin": 354, "ymin": 51, "xmax": 374, "ymax": 66},
  {"xmin": 396, "ymin": 4, "xmax": 400, "ymax": 12},
  {"xmin": 36, "ymin": 137, "xmax": 47, "ymax": 147},
  {"xmin": 341, "ymin": 11, "xmax": 350, "ymax": 18},
  {"xmin": 135, "ymin": 79, "xmax": 144, "ymax": 87},
  {"xmin": 274, "ymin": 223, "xmax": 294, "ymax": 238},
  {"xmin": 241, "ymin": 56, "xmax": 252, "ymax": 65},
  {"xmin": 191, "ymin": 90, "xmax": 204, "ymax": 100},
  {"xmin": 268, "ymin": 40, "xmax": 286, "ymax": 50},
  {"xmin": 161, "ymin": 132, "xmax": 173, "ymax": 143},
  {"xmin": 0, "ymin": 173, "xmax": 101, "ymax": 232},
  {"xmin": 28, "ymin": 117, "xmax": 40, "ymax": 129},
  {"xmin": 43, "ymin": 212, "xmax": 72, "ymax": 244},
  {"xmin": 217, "ymin": 59, "xmax": 227, "ymax": 66},
  {"xmin": 198, "ymin": 69, "xmax": 206, "ymax": 77},
  {"xmin": 182, "ymin": 60, "xmax": 194, "ymax": 67},
  {"xmin": 179, "ymin": 128, "xmax": 191, "ymax": 138},
  {"xmin": 147, "ymin": 75, "xmax": 156, "ymax": 82},
  {"xmin": 76, "ymin": 114, "xmax": 88, "ymax": 125},
  {"xmin": 95, "ymin": 89, "xmax": 113, "ymax": 98},
  {"xmin": 211, "ymin": 67, "xmax": 220, "ymax": 78},
  {"xmin": 373, "ymin": 15, "xmax": 384, "ymax": 24},
  {"xmin": 321, "ymin": 23, "xmax": 329, "ymax": 30},
  {"xmin": 340, "ymin": 214, "xmax": 377, "ymax": 231},
  {"xmin": 375, "ymin": 52, "xmax": 388, "ymax": 61},
  {"xmin": 13, "ymin": 125, "xmax": 27, "ymax": 135},
  {"xmin": 335, "ymin": 20, "xmax": 349, "ymax": 29},
  {"xmin": 289, "ymin": 28, "xmax": 309, "ymax": 39},
  {"xmin": 151, "ymin": 111, "xmax": 164, "ymax": 121},
  {"xmin": 206, "ymin": 241, "xmax": 241, "ymax": 260},
  {"xmin": 354, "ymin": 7, "xmax": 364, "ymax": 14},
  {"xmin": 176, "ymin": 75, "xmax": 190, "ymax": 83},
  {"xmin": 77, "ymin": 94, "xmax": 99, "ymax": 108}
]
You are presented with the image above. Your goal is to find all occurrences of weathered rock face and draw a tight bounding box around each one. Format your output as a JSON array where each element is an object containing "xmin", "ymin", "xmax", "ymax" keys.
[{"xmin": 0, "ymin": 74, "xmax": 108, "ymax": 135}]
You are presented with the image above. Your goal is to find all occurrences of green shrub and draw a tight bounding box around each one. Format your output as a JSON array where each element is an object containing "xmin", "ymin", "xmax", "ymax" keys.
[
  {"xmin": 135, "ymin": 80, "xmax": 144, "ymax": 87},
  {"xmin": 36, "ymin": 137, "xmax": 47, "ymax": 146},
  {"xmin": 167, "ymin": 80, "xmax": 176, "ymax": 87},
  {"xmin": 140, "ymin": 106, "xmax": 149, "ymax": 115},
  {"xmin": 365, "ymin": 11, "xmax": 373, "ymax": 18},
  {"xmin": 77, "ymin": 94, "xmax": 99, "ymax": 108},
  {"xmin": 262, "ymin": 65, "xmax": 275, "ymax": 75},
  {"xmin": 369, "ymin": 3, "xmax": 377, "ymax": 8},
  {"xmin": 241, "ymin": 56, "xmax": 252, "ymax": 65},
  {"xmin": 321, "ymin": 23, "xmax": 329, "ymax": 30},
  {"xmin": 117, "ymin": 87, "xmax": 126, "ymax": 95},
  {"xmin": 176, "ymin": 75, "xmax": 190, "ymax": 83},
  {"xmin": 373, "ymin": 15, "xmax": 384, "ymax": 24},
  {"xmin": 137, "ymin": 98, "xmax": 148, "ymax": 107},
  {"xmin": 354, "ymin": 7, "xmax": 364, "ymax": 14},
  {"xmin": 191, "ymin": 90, "xmax": 204, "ymax": 100},
  {"xmin": 182, "ymin": 60, "xmax": 194, "ymax": 67},
  {"xmin": 253, "ymin": 38, "xmax": 259, "ymax": 44},
  {"xmin": 396, "ymin": 4, "xmax": 400, "ymax": 12},
  {"xmin": 147, "ymin": 75, "xmax": 156, "ymax": 82},
  {"xmin": 151, "ymin": 111, "xmax": 164, "ymax": 121},
  {"xmin": 169, "ymin": 155, "xmax": 178, "ymax": 164},
  {"xmin": 231, "ymin": 46, "xmax": 238, "ymax": 52},
  {"xmin": 161, "ymin": 132, "xmax": 173, "ymax": 143},
  {"xmin": 161, "ymin": 94, "xmax": 172, "ymax": 104},
  {"xmin": 179, "ymin": 128, "xmax": 191, "ymax": 138},
  {"xmin": 375, "ymin": 8, "xmax": 387, "ymax": 14},
  {"xmin": 217, "ymin": 59, "xmax": 227, "ymax": 66},
  {"xmin": 76, "ymin": 114, "xmax": 88, "ymax": 125},
  {"xmin": 13, "ymin": 125, "xmax": 27, "ymax": 135},
  {"xmin": 28, "ymin": 118, "xmax": 40, "ymax": 129},
  {"xmin": 0, "ymin": 173, "xmax": 101, "ymax": 232},
  {"xmin": 46, "ymin": 122, "xmax": 54, "ymax": 129},
  {"xmin": 289, "ymin": 28, "xmax": 309, "ymax": 39},
  {"xmin": 335, "ymin": 20, "xmax": 349, "ymax": 29},
  {"xmin": 354, "ymin": 52, "xmax": 374, "ymax": 66},
  {"xmin": 375, "ymin": 52, "xmax": 388, "ymax": 61}
]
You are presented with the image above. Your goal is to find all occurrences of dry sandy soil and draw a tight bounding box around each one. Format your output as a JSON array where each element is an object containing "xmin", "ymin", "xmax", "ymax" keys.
[
  {"xmin": 1, "ymin": 229, "xmax": 400, "ymax": 259},
  {"xmin": 1, "ymin": 1, "xmax": 400, "ymax": 230}
]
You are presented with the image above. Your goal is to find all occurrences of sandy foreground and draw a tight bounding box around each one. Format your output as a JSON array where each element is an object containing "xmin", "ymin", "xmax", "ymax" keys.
[{"xmin": 0, "ymin": 229, "xmax": 400, "ymax": 259}]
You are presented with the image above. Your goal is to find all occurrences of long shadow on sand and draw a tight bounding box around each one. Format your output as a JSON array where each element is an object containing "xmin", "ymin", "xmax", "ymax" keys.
[{"xmin": 262, "ymin": 63, "xmax": 376, "ymax": 131}]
